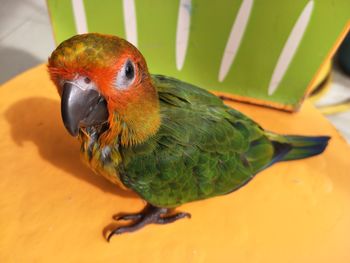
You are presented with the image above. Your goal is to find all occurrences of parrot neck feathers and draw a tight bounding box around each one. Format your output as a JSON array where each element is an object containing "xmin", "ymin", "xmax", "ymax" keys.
[
  {"xmin": 101, "ymin": 84, "xmax": 161, "ymax": 147},
  {"xmin": 102, "ymin": 110, "xmax": 160, "ymax": 147}
]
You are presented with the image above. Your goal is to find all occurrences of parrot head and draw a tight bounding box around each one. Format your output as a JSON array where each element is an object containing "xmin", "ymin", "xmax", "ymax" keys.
[{"xmin": 48, "ymin": 33, "xmax": 160, "ymax": 146}]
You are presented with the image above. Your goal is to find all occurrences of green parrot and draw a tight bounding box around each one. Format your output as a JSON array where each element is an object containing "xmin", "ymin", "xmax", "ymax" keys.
[{"xmin": 48, "ymin": 33, "xmax": 330, "ymax": 241}]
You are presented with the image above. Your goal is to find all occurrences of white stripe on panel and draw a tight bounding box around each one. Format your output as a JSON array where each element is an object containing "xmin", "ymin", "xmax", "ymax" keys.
[
  {"xmin": 123, "ymin": 0, "xmax": 138, "ymax": 47},
  {"xmin": 268, "ymin": 0, "xmax": 314, "ymax": 95},
  {"xmin": 72, "ymin": 0, "xmax": 88, "ymax": 34},
  {"xmin": 218, "ymin": 0, "xmax": 254, "ymax": 82},
  {"xmin": 176, "ymin": 0, "xmax": 192, "ymax": 71}
]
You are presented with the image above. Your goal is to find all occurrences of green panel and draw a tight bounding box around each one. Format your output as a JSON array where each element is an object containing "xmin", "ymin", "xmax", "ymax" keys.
[
  {"xmin": 134, "ymin": 0, "xmax": 179, "ymax": 77},
  {"xmin": 220, "ymin": 0, "xmax": 311, "ymax": 101},
  {"xmin": 47, "ymin": 0, "xmax": 350, "ymax": 110},
  {"xmin": 47, "ymin": 0, "xmax": 77, "ymax": 44},
  {"xmin": 83, "ymin": 0, "xmax": 125, "ymax": 37},
  {"xmin": 274, "ymin": 0, "xmax": 350, "ymax": 106},
  {"xmin": 179, "ymin": 0, "xmax": 242, "ymax": 92}
]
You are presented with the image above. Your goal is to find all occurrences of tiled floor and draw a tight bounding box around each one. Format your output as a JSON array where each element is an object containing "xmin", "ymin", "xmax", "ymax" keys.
[
  {"xmin": 1, "ymin": 0, "xmax": 349, "ymax": 143},
  {"xmin": 0, "ymin": 0, "xmax": 55, "ymax": 84}
]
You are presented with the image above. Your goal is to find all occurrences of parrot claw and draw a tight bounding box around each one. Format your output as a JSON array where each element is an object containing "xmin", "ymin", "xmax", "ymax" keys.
[
  {"xmin": 113, "ymin": 214, "xmax": 143, "ymax": 221},
  {"xmin": 153, "ymin": 212, "xmax": 191, "ymax": 224},
  {"xmin": 107, "ymin": 205, "xmax": 191, "ymax": 241}
]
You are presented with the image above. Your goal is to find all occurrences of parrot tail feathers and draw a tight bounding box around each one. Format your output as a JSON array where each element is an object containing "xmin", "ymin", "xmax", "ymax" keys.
[{"xmin": 277, "ymin": 135, "xmax": 330, "ymax": 162}]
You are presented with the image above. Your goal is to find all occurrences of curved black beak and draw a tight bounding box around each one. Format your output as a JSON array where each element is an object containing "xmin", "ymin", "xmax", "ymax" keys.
[{"xmin": 61, "ymin": 82, "xmax": 109, "ymax": 136}]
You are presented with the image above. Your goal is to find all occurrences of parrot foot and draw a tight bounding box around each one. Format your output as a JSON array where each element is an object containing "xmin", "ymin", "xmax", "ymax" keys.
[{"xmin": 107, "ymin": 205, "xmax": 191, "ymax": 241}]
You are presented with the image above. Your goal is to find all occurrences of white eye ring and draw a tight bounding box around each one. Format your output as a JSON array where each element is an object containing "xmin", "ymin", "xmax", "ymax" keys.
[{"xmin": 115, "ymin": 59, "xmax": 135, "ymax": 90}]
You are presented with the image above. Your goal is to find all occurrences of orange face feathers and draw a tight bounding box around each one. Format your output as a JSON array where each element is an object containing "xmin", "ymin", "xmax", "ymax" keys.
[
  {"xmin": 48, "ymin": 33, "xmax": 160, "ymax": 146},
  {"xmin": 49, "ymin": 34, "xmax": 141, "ymax": 93}
]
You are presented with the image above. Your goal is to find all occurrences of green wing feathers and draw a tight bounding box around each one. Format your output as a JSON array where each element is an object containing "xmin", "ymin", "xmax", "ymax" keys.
[{"xmin": 120, "ymin": 75, "xmax": 329, "ymax": 208}]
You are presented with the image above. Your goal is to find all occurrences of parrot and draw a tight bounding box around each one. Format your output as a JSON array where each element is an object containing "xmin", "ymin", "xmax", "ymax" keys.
[{"xmin": 48, "ymin": 33, "xmax": 330, "ymax": 241}]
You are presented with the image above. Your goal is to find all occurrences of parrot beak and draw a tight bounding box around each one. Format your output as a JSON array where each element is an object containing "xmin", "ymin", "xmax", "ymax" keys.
[{"xmin": 61, "ymin": 82, "xmax": 109, "ymax": 136}]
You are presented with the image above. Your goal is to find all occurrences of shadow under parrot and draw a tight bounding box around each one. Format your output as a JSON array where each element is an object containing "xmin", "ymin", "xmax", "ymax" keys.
[{"xmin": 5, "ymin": 97, "xmax": 136, "ymax": 199}]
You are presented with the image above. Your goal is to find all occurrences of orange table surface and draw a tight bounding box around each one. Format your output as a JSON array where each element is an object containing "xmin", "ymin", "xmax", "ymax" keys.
[{"xmin": 1, "ymin": 65, "xmax": 350, "ymax": 263}]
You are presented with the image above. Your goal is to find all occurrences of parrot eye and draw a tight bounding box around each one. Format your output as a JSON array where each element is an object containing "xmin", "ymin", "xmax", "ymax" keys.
[
  {"xmin": 115, "ymin": 59, "xmax": 135, "ymax": 90},
  {"xmin": 125, "ymin": 61, "xmax": 134, "ymax": 80},
  {"xmin": 84, "ymin": 77, "xmax": 91, "ymax": 84}
]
